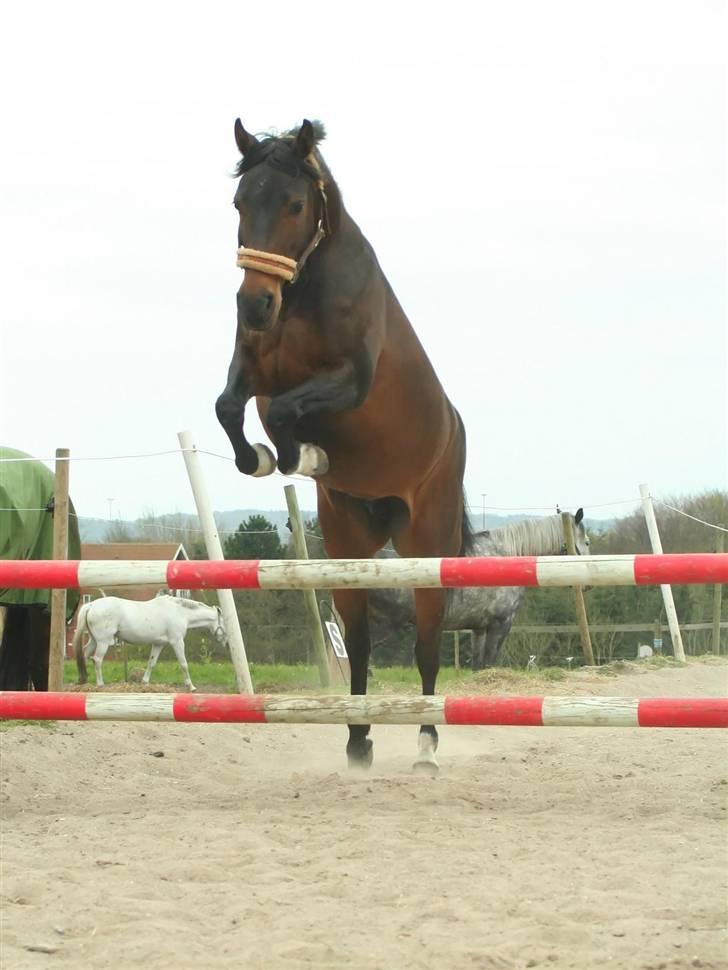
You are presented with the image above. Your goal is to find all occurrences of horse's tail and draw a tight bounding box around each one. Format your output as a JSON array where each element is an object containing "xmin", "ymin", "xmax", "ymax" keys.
[
  {"xmin": 454, "ymin": 408, "xmax": 476, "ymax": 557},
  {"xmin": 73, "ymin": 602, "xmax": 91, "ymax": 684},
  {"xmin": 459, "ymin": 495, "xmax": 476, "ymax": 557}
]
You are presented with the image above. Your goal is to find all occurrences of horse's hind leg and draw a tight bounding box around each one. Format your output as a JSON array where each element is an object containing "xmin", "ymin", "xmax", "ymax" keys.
[
  {"xmin": 318, "ymin": 487, "xmax": 390, "ymax": 769},
  {"xmin": 396, "ymin": 477, "xmax": 465, "ymax": 774},
  {"xmin": 142, "ymin": 644, "xmax": 165, "ymax": 686},
  {"xmin": 169, "ymin": 637, "xmax": 195, "ymax": 691},
  {"xmin": 334, "ymin": 588, "xmax": 373, "ymax": 768},
  {"xmin": 91, "ymin": 638, "xmax": 112, "ymax": 687},
  {"xmin": 410, "ymin": 587, "xmax": 448, "ymax": 774}
]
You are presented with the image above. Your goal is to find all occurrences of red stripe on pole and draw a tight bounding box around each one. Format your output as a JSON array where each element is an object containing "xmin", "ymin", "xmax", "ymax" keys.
[
  {"xmin": 634, "ymin": 553, "xmax": 728, "ymax": 586},
  {"xmin": 172, "ymin": 693, "xmax": 267, "ymax": 722},
  {"xmin": 0, "ymin": 691, "xmax": 88, "ymax": 720},
  {"xmin": 166, "ymin": 559, "xmax": 262, "ymax": 590},
  {"xmin": 0, "ymin": 560, "xmax": 81, "ymax": 590},
  {"xmin": 444, "ymin": 695, "xmax": 544, "ymax": 725},
  {"xmin": 637, "ymin": 698, "xmax": 728, "ymax": 729},
  {"xmin": 440, "ymin": 556, "xmax": 539, "ymax": 588}
]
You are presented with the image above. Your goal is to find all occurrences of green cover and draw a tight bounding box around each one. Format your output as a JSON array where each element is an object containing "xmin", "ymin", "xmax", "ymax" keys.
[{"xmin": 0, "ymin": 447, "xmax": 81, "ymax": 618}]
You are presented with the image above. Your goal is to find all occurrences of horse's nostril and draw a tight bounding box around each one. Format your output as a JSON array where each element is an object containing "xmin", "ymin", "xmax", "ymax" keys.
[{"xmin": 262, "ymin": 292, "xmax": 273, "ymax": 310}]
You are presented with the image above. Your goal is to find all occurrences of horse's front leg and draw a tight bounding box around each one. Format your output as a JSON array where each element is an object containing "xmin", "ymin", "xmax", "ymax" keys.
[
  {"xmin": 215, "ymin": 348, "xmax": 276, "ymax": 477},
  {"xmin": 265, "ymin": 361, "xmax": 371, "ymax": 476}
]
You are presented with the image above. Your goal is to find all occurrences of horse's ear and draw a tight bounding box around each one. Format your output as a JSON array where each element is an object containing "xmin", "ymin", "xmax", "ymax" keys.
[
  {"xmin": 293, "ymin": 119, "xmax": 315, "ymax": 159},
  {"xmin": 575, "ymin": 507, "xmax": 584, "ymax": 525},
  {"xmin": 234, "ymin": 118, "xmax": 258, "ymax": 157}
]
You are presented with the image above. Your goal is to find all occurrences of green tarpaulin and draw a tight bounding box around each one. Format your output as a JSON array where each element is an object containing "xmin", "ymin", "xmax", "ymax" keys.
[{"xmin": 0, "ymin": 447, "xmax": 81, "ymax": 618}]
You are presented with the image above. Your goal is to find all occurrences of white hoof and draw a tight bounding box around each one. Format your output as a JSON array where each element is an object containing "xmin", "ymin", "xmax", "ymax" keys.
[
  {"xmin": 292, "ymin": 443, "xmax": 329, "ymax": 477},
  {"xmin": 412, "ymin": 732, "xmax": 439, "ymax": 775},
  {"xmin": 251, "ymin": 443, "xmax": 277, "ymax": 477}
]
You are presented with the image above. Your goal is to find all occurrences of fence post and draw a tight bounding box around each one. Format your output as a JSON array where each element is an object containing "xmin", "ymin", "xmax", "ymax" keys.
[
  {"xmin": 284, "ymin": 484, "xmax": 331, "ymax": 687},
  {"xmin": 561, "ymin": 512, "xmax": 595, "ymax": 666},
  {"xmin": 713, "ymin": 528, "xmax": 725, "ymax": 656},
  {"xmin": 48, "ymin": 448, "xmax": 70, "ymax": 691},
  {"xmin": 639, "ymin": 484, "xmax": 686, "ymax": 662},
  {"xmin": 177, "ymin": 431, "xmax": 254, "ymax": 694},
  {"xmin": 453, "ymin": 630, "xmax": 460, "ymax": 671}
]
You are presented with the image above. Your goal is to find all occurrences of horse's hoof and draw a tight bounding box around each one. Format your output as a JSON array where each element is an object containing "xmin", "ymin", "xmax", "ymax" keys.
[
  {"xmin": 347, "ymin": 737, "xmax": 373, "ymax": 770},
  {"xmin": 188, "ymin": 686, "xmax": 197, "ymax": 693},
  {"xmin": 251, "ymin": 444, "xmax": 277, "ymax": 477},
  {"xmin": 412, "ymin": 730, "xmax": 439, "ymax": 775},
  {"xmin": 293, "ymin": 443, "xmax": 329, "ymax": 477},
  {"xmin": 412, "ymin": 759, "xmax": 439, "ymax": 777}
]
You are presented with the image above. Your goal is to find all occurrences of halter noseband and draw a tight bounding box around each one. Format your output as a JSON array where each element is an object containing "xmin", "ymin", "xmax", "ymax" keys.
[{"xmin": 236, "ymin": 164, "xmax": 329, "ymax": 285}]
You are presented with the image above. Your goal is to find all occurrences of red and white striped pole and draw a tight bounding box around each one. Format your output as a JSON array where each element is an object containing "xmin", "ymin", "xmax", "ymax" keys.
[
  {"xmin": 1, "ymin": 692, "xmax": 726, "ymax": 728},
  {"xmin": 0, "ymin": 553, "xmax": 726, "ymax": 591}
]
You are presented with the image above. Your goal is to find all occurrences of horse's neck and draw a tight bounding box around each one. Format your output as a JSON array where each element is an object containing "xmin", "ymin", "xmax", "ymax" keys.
[
  {"xmin": 483, "ymin": 516, "xmax": 564, "ymax": 556},
  {"xmin": 171, "ymin": 600, "xmax": 214, "ymax": 626},
  {"xmin": 184, "ymin": 607, "xmax": 215, "ymax": 629}
]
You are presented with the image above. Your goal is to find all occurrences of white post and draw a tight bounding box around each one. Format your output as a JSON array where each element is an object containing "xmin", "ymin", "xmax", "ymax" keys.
[
  {"xmin": 639, "ymin": 484, "xmax": 686, "ymax": 663},
  {"xmin": 178, "ymin": 430, "xmax": 254, "ymax": 694}
]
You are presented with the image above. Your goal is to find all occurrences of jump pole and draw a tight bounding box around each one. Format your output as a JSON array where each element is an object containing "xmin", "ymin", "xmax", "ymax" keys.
[
  {"xmin": 1, "ymin": 692, "xmax": 726, "ymax": 728},
  {"xmin": 177, "ymin": 431, "xmax": 253, "ymax": 694},
  {"xmin": 48, "ymin": 448, "xmax": 70, "ymax": 691},
  {"xmin": 639, "ymin": 484, "xmax": 686, "ymax": 662},
  {"xmin": 1, "ymin": 554, "xmax": 727, "ymax": 591}
]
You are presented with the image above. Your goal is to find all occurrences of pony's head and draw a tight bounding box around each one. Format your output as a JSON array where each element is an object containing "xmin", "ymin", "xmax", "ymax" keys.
[
  {"xmin": 232, "ymin": 118, "xmax": 330, "ymax": 332},
  {"xmin": 572, "ymin": 507, "xmax": 590, "ymax": 555},
  {"xmin": 213, "ymin": 606, "xmax": 227, "ymax": 642}
]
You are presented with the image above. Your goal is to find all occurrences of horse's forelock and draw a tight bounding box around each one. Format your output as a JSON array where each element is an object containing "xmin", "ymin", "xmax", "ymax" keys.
[{"xmin": 234, "ymin": 126, "xmax": 326, "ymax": 181}]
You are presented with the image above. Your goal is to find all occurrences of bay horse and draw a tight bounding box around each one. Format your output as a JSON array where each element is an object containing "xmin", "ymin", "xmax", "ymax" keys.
[{"xmin": 216, "ymin": 119, "xmax": 473, "ymax": 772}]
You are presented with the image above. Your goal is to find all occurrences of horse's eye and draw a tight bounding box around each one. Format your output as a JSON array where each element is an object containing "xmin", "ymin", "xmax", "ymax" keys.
[{"xmin": 289, "ymin": 201, "xmax": 304, "ymax": 215}]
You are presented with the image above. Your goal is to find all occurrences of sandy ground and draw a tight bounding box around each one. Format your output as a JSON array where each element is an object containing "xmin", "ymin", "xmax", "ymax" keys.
[{"xmin": 1, "ymin": 660, "xmax": 727, "ymax": 970}]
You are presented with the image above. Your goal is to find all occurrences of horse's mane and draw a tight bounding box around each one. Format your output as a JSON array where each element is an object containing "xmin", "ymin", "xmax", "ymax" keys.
[
  {"xmin": 474, "ymin": 515, "xmax": 566, "ymax": 557},
  {"xmin": 234, "ymin": 122, "xmax": 327, "ymax": 179},
  {"xmin": 172, "ymin": 597, "xmax": 213, "ymax": 611}
]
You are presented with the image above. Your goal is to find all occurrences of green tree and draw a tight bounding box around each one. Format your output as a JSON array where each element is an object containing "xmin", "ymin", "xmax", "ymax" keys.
[{"xmin": 224, "ymin": 514, "xmax": 284, "ymax": 560}]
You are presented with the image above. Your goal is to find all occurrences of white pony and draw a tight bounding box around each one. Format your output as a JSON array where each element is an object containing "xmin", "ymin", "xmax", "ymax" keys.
[{"xmin": 73, "ymin": 595, "xmax": 226, "ymax": 691}]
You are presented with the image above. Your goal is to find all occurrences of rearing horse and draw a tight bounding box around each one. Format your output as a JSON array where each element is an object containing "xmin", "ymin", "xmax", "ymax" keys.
[{"xmin": 216, "ymin": 119, "xmax": 473, "ymax": 772}]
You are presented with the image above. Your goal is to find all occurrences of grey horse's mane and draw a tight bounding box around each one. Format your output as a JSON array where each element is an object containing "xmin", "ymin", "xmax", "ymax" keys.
[
  {"xmin": 473, "ymin": 514, "xmax": 567, "ymax": 557},
  {"xmin": 166, "ymin": 596, "xmax": 213, "ymax": 611}
]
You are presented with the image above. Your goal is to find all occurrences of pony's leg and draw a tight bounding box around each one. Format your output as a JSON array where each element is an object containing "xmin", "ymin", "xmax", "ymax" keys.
[
  {"xmin": 142, "ymin": 644, "xmax": 164, "ymax": 686},
  {"xmin": 318, "ymin": 487, "xmax": 387, "ymax": 769},
  {"xmin": 169, "ymin": 637, "xmax": 195, "ymax": 692},
  {"xmin": 92, "ymin": 639, "xmax": 112, "ymax": 688}
]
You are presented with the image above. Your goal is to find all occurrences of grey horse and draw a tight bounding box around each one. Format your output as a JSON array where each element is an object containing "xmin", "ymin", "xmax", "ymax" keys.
[{"xmin": 368, "ymin": 510, "xmax": 590, "ymax": 669}]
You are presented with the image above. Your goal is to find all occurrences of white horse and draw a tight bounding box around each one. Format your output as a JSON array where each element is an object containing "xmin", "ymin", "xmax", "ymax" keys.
[{"xmin": 73, "ymin": 595, "xmax": 226, "ymax": 691}]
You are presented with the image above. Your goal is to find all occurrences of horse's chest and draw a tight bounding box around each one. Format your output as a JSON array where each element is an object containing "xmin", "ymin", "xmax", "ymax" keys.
[{"xmin": 245, "ymin": 320, "xmax": 336, "ymax": 395}]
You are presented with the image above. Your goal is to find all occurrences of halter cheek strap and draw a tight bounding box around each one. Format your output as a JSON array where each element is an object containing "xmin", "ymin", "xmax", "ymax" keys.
[{"xmin": 236, "ymin": 171, "xmax": 329, "ymax": 285}]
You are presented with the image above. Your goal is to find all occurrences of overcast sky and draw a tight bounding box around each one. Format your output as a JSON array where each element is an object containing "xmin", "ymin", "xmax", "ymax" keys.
[{"xmin": 0, "ymin": 1, "xmax": 725, "ymax": 526}]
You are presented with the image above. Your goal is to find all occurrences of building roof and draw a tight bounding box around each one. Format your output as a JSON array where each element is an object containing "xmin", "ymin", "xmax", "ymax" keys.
[{"xmin": 80, "ymin": 542, "xmax": 189, "ymax": 561}]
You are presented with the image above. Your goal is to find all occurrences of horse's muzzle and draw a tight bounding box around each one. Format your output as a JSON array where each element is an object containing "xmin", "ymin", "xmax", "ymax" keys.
[{"xmin": 237, "ymin": 284, "xmax": 282, "ymax": 332}]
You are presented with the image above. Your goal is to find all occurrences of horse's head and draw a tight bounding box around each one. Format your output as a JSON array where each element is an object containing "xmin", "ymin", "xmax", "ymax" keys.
[
  {"xmin": 572, "ymin": 507, "xmax": 590, "ymax": 556},
  {"xmin": 233, "ymin": 118, "xmax": 330, "ymax": 332}
]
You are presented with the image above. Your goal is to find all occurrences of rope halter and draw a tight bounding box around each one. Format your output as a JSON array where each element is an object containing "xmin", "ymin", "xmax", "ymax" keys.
[{"xmin": 236, "ymin": 168, "xmax": 329, "ymax": 284}]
